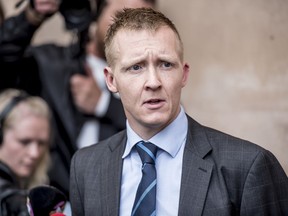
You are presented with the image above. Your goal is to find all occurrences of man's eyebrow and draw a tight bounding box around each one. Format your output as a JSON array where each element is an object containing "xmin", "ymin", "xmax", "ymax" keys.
[{"xmin": 121, "ymin": 55, "xmax": 147, "ymax": 66}]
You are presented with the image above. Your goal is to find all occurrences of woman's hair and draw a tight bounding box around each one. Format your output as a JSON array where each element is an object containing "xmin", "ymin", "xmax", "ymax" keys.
[
  {"xmin": 0, "ymin": 89, "xmax": 51, "ymax": 189},
  {"xmin": 104, "ymin": 7, "xmax": 183, "ymax": 66}
]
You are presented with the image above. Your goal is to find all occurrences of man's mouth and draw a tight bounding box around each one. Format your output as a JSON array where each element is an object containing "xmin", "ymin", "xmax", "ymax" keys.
[
  {"xmin": 143, "ymin": 98, "xmax": 165, "ymax": 109},
  {"xmin": 146, "ymin": 99, "xmax": 163, "ymax": 104}
]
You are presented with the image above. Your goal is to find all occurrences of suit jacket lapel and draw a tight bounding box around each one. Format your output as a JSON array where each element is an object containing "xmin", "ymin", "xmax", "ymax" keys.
[
  {"xmin": 98, "ymin": 117, "xmax": 213, "ymax": 215},
  {"xmin": 101, "ymin": 132, "xmax": 127, "ymax": 215},
  {"xmin": 178, "ymin": 116, "xmax": 213, "ymax": 216}
]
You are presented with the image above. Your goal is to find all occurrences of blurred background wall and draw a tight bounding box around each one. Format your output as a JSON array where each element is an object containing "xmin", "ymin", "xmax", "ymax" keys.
[
  {"xmin": 161, "ymin": 0, "xmax": 288, "ymax": 174},
  {"xmin": 2, "ymin": 0, "xmax": 287, "ymax": 174}
]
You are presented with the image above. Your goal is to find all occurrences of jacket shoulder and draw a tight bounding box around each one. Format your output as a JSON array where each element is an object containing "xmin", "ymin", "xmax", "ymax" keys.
[
  {"xmin": 72, "ymin": 130, "xmax": 126, "ymax": 162},
  {"xmin": 187, "ymin": 115, "xmax": 265, "ymax": 153}
]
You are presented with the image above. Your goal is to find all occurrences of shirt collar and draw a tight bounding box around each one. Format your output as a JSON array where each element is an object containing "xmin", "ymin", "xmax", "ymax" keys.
[{"xmin": 123, "ymin": 106, "xmax": 188, "ymax": 158}]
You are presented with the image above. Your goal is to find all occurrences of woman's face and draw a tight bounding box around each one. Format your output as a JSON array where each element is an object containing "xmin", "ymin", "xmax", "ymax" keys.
[{"xmin": 0, "ymin": 114, "xmax": 50, "ymax": 179}]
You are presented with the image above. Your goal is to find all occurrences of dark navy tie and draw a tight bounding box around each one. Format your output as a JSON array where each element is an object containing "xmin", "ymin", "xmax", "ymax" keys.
[{"xmin": 131, "ymin": 141, "xmax": 158, "ymax": 216}]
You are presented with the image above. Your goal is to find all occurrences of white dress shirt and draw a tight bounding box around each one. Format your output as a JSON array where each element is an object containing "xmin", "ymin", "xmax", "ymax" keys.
[{"xmin": 120, "ymin": 106, "xmax": 188, "ymax": 216}]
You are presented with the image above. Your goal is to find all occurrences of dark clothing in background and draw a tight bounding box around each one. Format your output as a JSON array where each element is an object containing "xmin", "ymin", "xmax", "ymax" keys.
[
  {"xmin": 0, "ymin": 11, "xmax": 126, "ymax": 198},
  {"xmin": 0, "ymin": 161, "xmax": 29, "ymax": 216}
]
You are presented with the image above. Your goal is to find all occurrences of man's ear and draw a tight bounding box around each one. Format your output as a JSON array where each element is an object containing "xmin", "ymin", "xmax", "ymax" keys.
[
  {"xmin": 181, "ymin": 63, "xmax": 190, "ymax": 87},
  {"xmin": 104, "ymin": 67, "xmax": 118, "ymax": 93}
]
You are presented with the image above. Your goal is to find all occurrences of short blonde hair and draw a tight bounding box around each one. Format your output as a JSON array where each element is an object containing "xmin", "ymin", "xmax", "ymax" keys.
[
  {"xmin": 104, "ymin": 7, "xmax": 183, "ymax": 67},
  {"xmin": 0, "ymin": 89, "xmax": 51, "ymax": 189}
]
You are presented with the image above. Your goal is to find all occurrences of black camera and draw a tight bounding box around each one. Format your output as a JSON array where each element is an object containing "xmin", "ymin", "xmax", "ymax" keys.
[{"xmin": 59, "ymin": 0, "xmax": 92, "ymax": 31}]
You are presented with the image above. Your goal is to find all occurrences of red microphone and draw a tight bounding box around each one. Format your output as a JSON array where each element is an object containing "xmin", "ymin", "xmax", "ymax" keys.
[{"xmin": 51, "ymin": 213, "xmax": 66, "ymax": 216}]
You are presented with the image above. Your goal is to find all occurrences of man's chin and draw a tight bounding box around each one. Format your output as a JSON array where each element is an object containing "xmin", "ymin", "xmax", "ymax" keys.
[{"xmin": 142, "ymin": 117, "xmax": 169, "ymax": 129}]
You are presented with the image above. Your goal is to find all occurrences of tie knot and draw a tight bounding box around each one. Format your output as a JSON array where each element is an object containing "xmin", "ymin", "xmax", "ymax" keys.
[{"xmin": 136, "ymin": 141, "xmax": 158, "ymax": 165}]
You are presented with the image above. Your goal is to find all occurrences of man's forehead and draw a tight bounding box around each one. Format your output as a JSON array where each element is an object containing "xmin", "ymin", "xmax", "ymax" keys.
[
  {"xmin": 109, "ymin": 27, "xmax": 182, "ymax": 63},
  {"xmin": 113, "ymin": 28, "xmax": 178, "ymax": 52}
]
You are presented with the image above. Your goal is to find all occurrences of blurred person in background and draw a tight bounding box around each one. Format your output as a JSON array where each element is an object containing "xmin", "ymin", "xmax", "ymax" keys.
[
  {"xmin": 0, "ymin": 0, "xmax": 156, "ymax": 198},
  {"xmin": 0, "ymin": 88, "xmax": 51, "ymax": 216}
]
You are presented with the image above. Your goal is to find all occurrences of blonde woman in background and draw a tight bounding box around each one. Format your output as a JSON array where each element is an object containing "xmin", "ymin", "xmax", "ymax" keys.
[{"xmin": 0, "ymin": 88, "xmax": 51, "ymax": 216}]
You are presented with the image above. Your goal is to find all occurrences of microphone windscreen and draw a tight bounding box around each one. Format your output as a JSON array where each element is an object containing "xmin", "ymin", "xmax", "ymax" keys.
[{"xmin": 28, "ymin": 185, "xmax": 67, "ymax": 216}]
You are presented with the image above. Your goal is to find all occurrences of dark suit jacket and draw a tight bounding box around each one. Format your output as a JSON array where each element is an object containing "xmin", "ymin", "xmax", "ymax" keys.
[
  {"xmin": 0, "ymin": 12, "xmax": 126, "ymax": 198},
  {"xmin": 70, "ymin": 115, "xmax": 288, "ymax": 216}
]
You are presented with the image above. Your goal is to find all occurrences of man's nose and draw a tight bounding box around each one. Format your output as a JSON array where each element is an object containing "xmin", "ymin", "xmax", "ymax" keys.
[{"xmin": 145, "ymin": 66, "xmax": 161, "ymax": 90}]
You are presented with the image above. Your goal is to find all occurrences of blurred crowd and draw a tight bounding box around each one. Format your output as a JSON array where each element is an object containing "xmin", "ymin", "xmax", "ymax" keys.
[{"xmin": 0, "ymin": 0, "xmax": 156, "ymax": 215}]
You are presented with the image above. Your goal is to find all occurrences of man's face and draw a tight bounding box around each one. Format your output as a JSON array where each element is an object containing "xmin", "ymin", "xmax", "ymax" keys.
[
  {"xmin": 95, "ymin": 0, "xmax": 155, "ymax": 54},
  {"xmin": 105, "ymin": 27, "xmax": 189, "ymax": 139}
]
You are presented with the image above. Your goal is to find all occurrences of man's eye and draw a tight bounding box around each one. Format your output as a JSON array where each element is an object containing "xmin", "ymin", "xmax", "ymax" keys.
[
  {"xmin": 129, "ymin": 64, "xmax": 142, "ymax": 71},
  {"xmin": 162, "ymin": 62, "xmax": 172, "ymax": 68}
]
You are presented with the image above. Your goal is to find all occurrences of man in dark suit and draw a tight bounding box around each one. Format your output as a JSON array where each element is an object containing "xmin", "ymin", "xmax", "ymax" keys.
[{"xmin": 70, "ymin": 7, "xmax": 288, "ymax": 215}]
